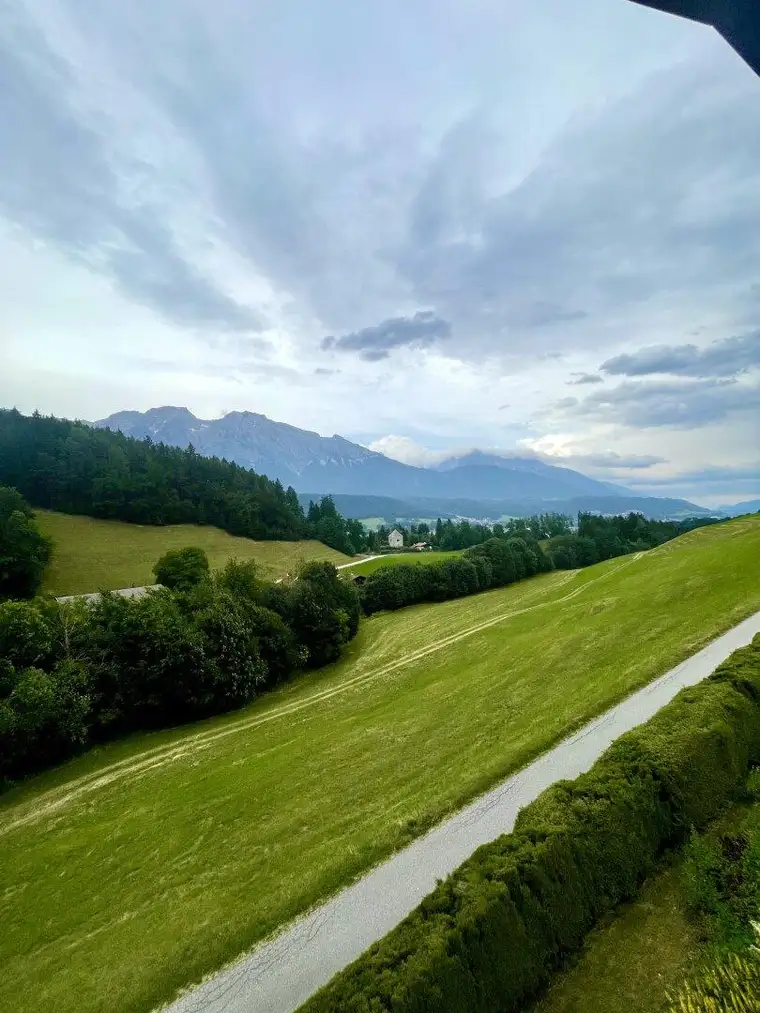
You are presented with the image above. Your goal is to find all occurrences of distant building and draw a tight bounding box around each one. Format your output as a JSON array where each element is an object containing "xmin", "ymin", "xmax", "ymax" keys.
[{"xmin": 388, "ymin": 529, "xmax": 404, "ymax": 550}]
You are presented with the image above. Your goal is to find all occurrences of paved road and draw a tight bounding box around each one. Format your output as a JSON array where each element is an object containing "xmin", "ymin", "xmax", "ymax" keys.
[{"xmin": 163, "ymin": 610, "xmax": 760, "ymax": 1013}]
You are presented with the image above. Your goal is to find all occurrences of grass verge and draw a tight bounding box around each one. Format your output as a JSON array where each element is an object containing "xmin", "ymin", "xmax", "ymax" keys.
[{"xmin": 532, "ymin": 863, "xmax": 700, "ymax": 1013}]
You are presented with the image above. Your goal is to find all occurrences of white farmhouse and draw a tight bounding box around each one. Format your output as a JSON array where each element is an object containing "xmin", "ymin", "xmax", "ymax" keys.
[{"xmin": 388, "ymin": 529, "xmax": 404, "ymax": 550}]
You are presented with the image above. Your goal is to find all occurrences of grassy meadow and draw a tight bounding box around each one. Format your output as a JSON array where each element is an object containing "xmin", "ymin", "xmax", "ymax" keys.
[
  {"xmin": 2, "ymin": 515, "xmax": 760, "ymax": 1013},
  {"xmin": 347, "ymin": 548, "xmax": 463, "ymax": 575},
  {"xmin": 36, "ymin": 510, "xmax": 352, "ymax": 595}
]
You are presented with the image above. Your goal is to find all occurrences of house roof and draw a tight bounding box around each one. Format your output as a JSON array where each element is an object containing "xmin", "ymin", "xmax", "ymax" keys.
[{"xmin": 629, "ymin": 1, "xmax": 760, "ymax": 77}]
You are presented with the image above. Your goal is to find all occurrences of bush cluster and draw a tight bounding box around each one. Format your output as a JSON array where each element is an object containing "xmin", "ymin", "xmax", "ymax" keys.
[
  {"xmin": 667, "ymin": 769, "xmax": 760, "ymax": 1011},
  {"xmin": 0, "ymin": 554, "xmax": 360, "ymax": 786},
  {"xmin": 298, "ymin": 635, "xmax": 760, "ymax": 1013}
]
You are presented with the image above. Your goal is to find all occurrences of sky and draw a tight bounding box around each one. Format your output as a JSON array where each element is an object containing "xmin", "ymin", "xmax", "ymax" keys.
[{"xmin": 1, "ymin": 0, "xmax": 758, "ymax": 507}]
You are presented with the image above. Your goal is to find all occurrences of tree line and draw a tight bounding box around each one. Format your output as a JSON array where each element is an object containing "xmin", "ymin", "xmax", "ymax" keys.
[
  {"xmin": 0, "ymin": 548, "xmax": 361, "ymax": 786},
  {"xmin": 358, "ymin": 512, "xmax": 723, "ymax": 615},
  {"xmin": 0, "ymin": 410, "xmax": 367, "ymax": 555},
  {"xmin": 367, "ymin": 513, "xmax": 573, "ymax": 552},
  {"xmin": 360, "ymin": 535, "xmax": 552, "ymax": 614},
  {"xmin": 544, "ymin": 511, "xmax": 722, "ymax": 569}
]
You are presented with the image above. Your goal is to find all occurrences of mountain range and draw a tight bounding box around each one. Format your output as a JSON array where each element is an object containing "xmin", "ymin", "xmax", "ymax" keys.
[
  {"xmin": 95, "ymin": 407, "xmax": 713, "ymax": 517},
  {"xmin": 96, "ymin": 407, "xmax": 631, "ymax": 501}
]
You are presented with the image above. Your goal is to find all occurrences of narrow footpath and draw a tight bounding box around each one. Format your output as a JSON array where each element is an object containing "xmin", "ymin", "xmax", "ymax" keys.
[{"xmin": 163, "ymin": 610, "xmax": 760, "ymax": 1013}]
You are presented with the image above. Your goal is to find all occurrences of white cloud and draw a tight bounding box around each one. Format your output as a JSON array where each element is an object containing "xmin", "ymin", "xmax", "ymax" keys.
[{"xmin": 367, "ymin": 436, "xmax": 451, "ymax": 467}]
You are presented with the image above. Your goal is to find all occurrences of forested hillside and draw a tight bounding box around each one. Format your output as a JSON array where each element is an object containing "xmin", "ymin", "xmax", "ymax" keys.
[{"xmin": 0, "ymin": 410, "xmax": 364, "ymax": 552}]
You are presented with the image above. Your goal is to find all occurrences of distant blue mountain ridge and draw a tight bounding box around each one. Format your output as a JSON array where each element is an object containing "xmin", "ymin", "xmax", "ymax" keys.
[{"xmin": 95, "ymin": 407, "xmax": 716, "ymax": 518}]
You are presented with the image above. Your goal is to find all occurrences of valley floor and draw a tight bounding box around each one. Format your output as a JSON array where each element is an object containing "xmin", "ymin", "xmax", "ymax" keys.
[{"xmin": 2, "ymin": 516, "xmax": 759, "ymax": 1013}]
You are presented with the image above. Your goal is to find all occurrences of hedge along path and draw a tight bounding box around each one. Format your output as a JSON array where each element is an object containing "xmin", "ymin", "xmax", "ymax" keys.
[
  {"xmin": 295, "ymin": 630, "xmax": 760, "ymax": 1013},
  {"xmin": 0, "ymin": 561, "xmax": 618, "ymax": 839}
]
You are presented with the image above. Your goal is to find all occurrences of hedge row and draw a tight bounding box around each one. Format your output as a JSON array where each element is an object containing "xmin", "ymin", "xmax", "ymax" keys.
[{"xmin": 299, "ymin": 634, "xmax": 760, "ymax": 1013}]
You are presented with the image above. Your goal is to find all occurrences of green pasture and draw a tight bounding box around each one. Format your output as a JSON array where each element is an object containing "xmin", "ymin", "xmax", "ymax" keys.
[
  {"xmin": 2, "ymin": 515, "xmax": 759, "ymax": 1013},
  {"xmin": 35, "ymin": 510, "xmax": 351, "ymax": 594}
]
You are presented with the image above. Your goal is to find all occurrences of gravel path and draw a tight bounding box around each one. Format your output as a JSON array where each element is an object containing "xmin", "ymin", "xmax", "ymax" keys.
[{"xmin": 162, "ymin": 609, "xmax": 760, "ymax": 1013}]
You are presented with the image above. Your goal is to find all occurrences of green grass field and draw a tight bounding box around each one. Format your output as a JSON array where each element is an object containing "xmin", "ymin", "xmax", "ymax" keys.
[
  {"xmin": 36, "ymin": 510, "xmax": 352, "ymax": 594},
  {"xmin": 348, "ymin": 548, "xmax": 463, "ymax": 575},
  {"xmin": 2, "ymin": 515, "xmax": 759, "ymax": 1013}
]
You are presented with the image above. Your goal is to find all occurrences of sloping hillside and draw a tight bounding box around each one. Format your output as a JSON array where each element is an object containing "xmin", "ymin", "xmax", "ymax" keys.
[
  {"xmin": 2, "ymin": 515, "xmax": 759, "ymax": 1013},
  {"xmin": 37, "ymin": 511, "xmax": 351, "ymax": 594}
]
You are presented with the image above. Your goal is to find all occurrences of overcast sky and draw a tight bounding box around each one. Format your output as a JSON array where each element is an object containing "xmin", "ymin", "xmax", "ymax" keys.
[{"xmin": 1, "ymin": 0, "xmax": 758, "ymax": 505}]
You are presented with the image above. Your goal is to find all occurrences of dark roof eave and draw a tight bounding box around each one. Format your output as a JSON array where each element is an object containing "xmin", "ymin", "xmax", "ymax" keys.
[{"xmin": 629, "ymin": 0, "xmax": 760, "ymax": 77}]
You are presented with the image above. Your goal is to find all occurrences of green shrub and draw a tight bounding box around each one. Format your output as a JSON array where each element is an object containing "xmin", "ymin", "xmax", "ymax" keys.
[
  {"xmin": 0, "ymin": 598, "xmax": 54, "ymax": 669},
  {"xmin": 0, "ymin": 661, "xmax": 91, "ymax": 781},
  {"xmin": 152, "ymin": 546, "xmax": 210, "ymax": 591},
  {"xmin": 607, "ymin": 680, "xmax": 760, "ymax": 830}
]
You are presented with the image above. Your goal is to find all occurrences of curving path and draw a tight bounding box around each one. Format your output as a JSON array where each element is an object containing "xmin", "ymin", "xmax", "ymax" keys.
[{"xmin": 162, "ymin": 609, "xmax": 760, "ymax": 1013}]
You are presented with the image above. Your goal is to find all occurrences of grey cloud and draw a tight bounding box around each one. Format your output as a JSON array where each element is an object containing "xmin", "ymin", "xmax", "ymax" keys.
[
  {"xmin": 626, "ymin": 463, "xmax": 760, "ymax": 502},
  {"xmin": 600, "ymin": 330, "xmax": 760, "ymax": 378},
  {"xmin": 520, "ymin": 304, "xmax": 588, "ymax": 328},
  {"xmin": 105, "ymin": 216, "xmax": 265, "ymax": 332},
  {"xmin": 321, "ymin": 310, "xmax": 451, "ymax": 360},
  {"xmin": 0, "ymin": 10, "xmax": 263, "ymax": 334},
  {"xmin": 562, "ymin": 378, "xmax": 760, "ymax": 429},
  {"xmin": 395, "ymin": 53, "xmax": 760, "ymax": 358},
  {"xmin": 9, "ymin": 2, "xmax": 760, "ymax": 367},
  {"xmin": 630, "ymin": 464, "xmax": 760, "ymax": 487},
  {"xmin": 568, "ymin": 452, "xmax": 667, "ymax": 469},
  {"xmin": 568, "ymin": 372, "xmax": 604, "ymax": 385},
  {"xmin": 314, "ymin": 367, "xmax": 340, "ymax": 376}
]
